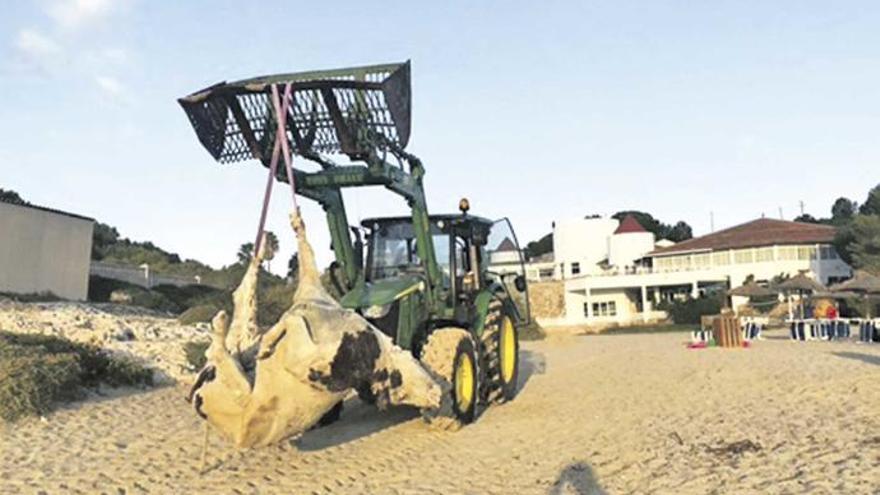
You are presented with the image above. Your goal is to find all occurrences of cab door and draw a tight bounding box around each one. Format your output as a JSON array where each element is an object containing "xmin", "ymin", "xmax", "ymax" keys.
[{"xmin": 486, "ymin": 218, "xmax": 531, "ymax": 325}]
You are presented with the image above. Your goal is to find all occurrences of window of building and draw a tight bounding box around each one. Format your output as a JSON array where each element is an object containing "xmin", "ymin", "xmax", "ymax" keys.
[
  {"xmin": 755, "ymin": 247, "xmax": 774, "ymax": 262},
  {"xmin": 539, "ymin": 268, "xmax": 554, "ymax": 279},
  {"xmin": 712, "ymin": 251, "xmax": 731, "ymax": 265},
  {"xmin": 693, "ymin": 253, "xmax": 710, "ymax": 268},
  {"xmin": 589, "ymin": 301, "xmax": 617, "ymax": 317},
  {"xmin": 571, "ymin": 262, "xmax": 581, "ymax": 275},
  {"xmin": 778, "ymin": 246, "xmax": 797, "ymax": 260},
  {"xmin": 797, "ymin": 246, "xmax": 817, "ymax": 260},
  {"xmin": 734, "ymin": 249, "xmax": 754, "ymax": 264},
  {"xmin": 819, "ymin": 246, "xmax": 838, "ymax": 260},
  {"xmin": 672, "ymin": 255, "xmax": 692, "ymax": 269}
]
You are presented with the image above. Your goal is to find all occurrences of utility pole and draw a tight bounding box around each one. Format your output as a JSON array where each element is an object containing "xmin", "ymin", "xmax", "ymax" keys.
[
  {"xmin": 710, "ymin": 211, "xmax": 715, "ymax": 233},
  {"xmin": 799, "ymin": 200, "xmax": 805, "ymax": 216},
  {"xmin": 778, "ymin": 207, "xmax": 784, "ymax": 220}
]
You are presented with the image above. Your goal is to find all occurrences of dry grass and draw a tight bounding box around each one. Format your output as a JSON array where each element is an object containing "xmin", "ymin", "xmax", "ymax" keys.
[{"xmin": 0, "ymin": 331, "xmax": 153, "ymax": 421}]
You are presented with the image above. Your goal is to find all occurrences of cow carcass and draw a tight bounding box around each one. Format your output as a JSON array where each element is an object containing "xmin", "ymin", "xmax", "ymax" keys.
[{"xmin": 187, "ymin": 210, "xmax": 444, "ymax": 448}]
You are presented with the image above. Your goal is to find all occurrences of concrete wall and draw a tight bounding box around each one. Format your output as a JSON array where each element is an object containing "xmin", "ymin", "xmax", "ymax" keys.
[
  {"xmin": 90, "ymin": 261, "xmax": 213, "ymax": 289},
  {"xmin": 608, "ymin": 231, "xmax": 655, "ymax": 268},
  {"xmin": 0, "ymin": 202, "xmax": 94, "ymax": 300}
]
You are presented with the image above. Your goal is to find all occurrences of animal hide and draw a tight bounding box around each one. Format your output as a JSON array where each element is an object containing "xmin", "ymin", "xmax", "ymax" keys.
[{"xmin": 188, "ymin": 210, "xmax": 443, "ymax": 448}]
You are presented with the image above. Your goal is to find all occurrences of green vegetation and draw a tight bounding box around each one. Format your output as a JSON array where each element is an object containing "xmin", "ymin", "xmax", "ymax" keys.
[
  {"xmin": 791, "ymin": 184, "xmax": 880, "ymax": 275},
  {"xmin": 0, "ymin": 291, "xmax": 62, "ymax": 303},
  {"xmin": 0, "ymin": 331, "xmax": 153, "ymax": 421},
  {"xmin": 178, "ymin": 304, "xmax": 221, "ymax": 325},
  {"xmin": 183, "ymin": 341, "xmax": 210, "ymax": 370},
  {"xmin": 0, "ymin": 188, "xmax": 29, "ymax": 206},
  {"xmin": 658, "ymin": 295, "xmax": 723, "ymax": 325},
  {"xmin": 523, "ymin": 233, "xmax": 553, "ymax": 260}
]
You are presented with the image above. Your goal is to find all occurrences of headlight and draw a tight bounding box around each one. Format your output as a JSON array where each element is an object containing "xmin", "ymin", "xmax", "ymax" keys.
[{"xmin": 363, "ymin": 303, "xmax": 392, "ymax": 319}]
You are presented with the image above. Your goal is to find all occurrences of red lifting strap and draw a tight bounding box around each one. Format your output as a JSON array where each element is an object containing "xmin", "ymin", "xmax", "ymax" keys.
[{"xmin": 253, "ymin": 83, "xmax": 299, "ymax": 256}]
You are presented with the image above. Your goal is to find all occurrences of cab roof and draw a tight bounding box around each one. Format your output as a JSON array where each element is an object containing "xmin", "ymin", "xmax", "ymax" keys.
[{"xmin": 360, "ymin": 214, "xmax": 494, "ymax": 228}]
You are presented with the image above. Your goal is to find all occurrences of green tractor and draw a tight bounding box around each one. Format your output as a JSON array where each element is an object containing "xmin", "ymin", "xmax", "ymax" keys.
[{"xmin": 179, "ymin": 61, "xmax": 530, "ymax": 424}]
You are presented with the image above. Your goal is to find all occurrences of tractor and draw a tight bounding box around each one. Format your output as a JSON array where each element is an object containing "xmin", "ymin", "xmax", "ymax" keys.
[{"xmin": 179, "ymin": 61, "xmax": 530, "ymax": 425}]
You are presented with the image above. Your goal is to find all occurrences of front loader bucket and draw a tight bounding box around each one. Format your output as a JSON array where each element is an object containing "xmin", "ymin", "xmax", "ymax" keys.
[{"xmin": 178, "ymin": 61, "xmax": 411, "ymax": 163}]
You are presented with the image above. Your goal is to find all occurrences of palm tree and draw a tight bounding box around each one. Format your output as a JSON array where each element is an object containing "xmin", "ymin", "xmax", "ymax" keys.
[
  {"xmin": 263, "ymin": 231, "xmax": 279, "ymax": 271},
  {"xmin": 237, "ymin": 242, "xmax": 254, "ymax": 265}
]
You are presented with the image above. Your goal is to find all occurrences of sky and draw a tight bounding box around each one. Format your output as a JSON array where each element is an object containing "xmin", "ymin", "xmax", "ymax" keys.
[{"xmin": 2, "ymin": 1, "xmax": 879, "ymax": 272}]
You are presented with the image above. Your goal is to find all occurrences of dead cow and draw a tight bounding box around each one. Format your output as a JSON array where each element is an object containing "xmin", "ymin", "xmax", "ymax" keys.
[{"xmin": 188, "ymin": 210, "xmax": 443, "ymax": 448}]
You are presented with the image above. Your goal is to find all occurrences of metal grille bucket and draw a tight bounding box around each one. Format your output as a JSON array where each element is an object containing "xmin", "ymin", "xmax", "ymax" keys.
[{"xmin": 178, "ymin": 61, "xmax": 411, "ymax": 163}]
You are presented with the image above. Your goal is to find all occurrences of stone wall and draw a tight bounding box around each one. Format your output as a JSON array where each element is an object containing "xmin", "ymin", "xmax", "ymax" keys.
[{"xmin": 528, "ymin": 281, "xmax": 565, "ymax": 318}]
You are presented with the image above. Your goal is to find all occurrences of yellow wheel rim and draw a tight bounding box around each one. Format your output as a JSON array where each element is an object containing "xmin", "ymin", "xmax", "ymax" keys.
[
  {"xmin": 455, "ymin": 352, "xmax": 474, "ymax": 411},
  {"xmin": 500, "ymin": 316, "xmax": 516, "ymax": 384}
]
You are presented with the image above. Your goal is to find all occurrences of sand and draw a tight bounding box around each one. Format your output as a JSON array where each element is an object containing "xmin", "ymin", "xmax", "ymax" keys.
[{"xmin": 1, "ymin": 329, "xmax": 879, "ymax": 494}]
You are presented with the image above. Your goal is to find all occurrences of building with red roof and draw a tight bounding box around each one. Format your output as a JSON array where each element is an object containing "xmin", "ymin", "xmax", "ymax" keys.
[{"xmin": 538, "ymin": 217, "xmax": 852, "ymax": 328}]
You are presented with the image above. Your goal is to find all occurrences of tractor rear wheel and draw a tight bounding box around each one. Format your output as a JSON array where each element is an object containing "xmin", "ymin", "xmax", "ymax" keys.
[{"xmin": 481, "ymin": 299, "xmax": 519, "ymax": 403}]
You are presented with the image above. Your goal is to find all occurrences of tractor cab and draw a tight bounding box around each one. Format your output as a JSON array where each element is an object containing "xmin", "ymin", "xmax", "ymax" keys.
[{"xmin": 341, "ymin": 208, "xmax": 530, "ymax": 351}]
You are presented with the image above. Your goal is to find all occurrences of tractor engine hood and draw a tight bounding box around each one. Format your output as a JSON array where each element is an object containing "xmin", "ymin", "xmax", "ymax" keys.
[{"xmin": 340, "ymin": 274, "xmax": 425, "ymax": 310}]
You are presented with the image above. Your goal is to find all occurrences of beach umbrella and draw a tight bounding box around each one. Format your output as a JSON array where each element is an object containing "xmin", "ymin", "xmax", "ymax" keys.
[
  {"xmin": 728, "ymin": 282, "xmax": 776, "ymax": 298},
  {"xmin": 775, "ymin": 272, "xmax": 826, "ymax": 319},
  {"xmin": 776, "ymin": 273, "xmax": 826, "ymax": 293},
  {"xmin": 728, "ymin": 282, "xmax": 776, "ymax": 313},
  {"xmin": 829, "ymin": 270, "xmax": 880, "ymax": 293},
  {"xmin": 829, "ymin": 271, "xmax": 880, "ymax": 318}
]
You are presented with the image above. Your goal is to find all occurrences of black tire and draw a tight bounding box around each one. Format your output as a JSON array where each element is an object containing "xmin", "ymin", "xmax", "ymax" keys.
[
  {"xmin": 496, "ymin": 313, "xmax": 520, "ymax": 402},
  {"xmin": 481, "ymin": 300, "xmax": 520, "ymax": 404},
  {"xmin": 451, "ymin": 337, "xmax": 478, "ymax": 424}
]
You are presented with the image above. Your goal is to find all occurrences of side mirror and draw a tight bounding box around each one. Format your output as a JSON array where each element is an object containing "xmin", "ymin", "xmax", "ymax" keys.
[{"xmin": 514, "ymin": 275, "xmax": 527, "ymax": 293}]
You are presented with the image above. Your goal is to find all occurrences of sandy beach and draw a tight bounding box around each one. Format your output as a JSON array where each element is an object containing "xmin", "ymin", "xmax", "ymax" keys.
[{"xmin": 1, "ymin": 328, "xmax": 878, "ymax": 494}]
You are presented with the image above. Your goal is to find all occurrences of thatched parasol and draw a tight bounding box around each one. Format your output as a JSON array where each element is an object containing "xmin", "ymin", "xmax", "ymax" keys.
[
  {"xmin": 776, "ymin": 273, "xmax": 826, "ymax": 293},
  {"xmin": 728, "ymin": 282, "xmax": 776, "ymax": 298},
  {"xmin": 829, "ymin": 270, "xmax": 880, "ymax": 293},
  {"xmin": 829, "ymin": 271, "xmax": 880, "ymax": 318},
  {"xmin": 776, "ymin": 272, "xmax": 826, "ymax": 319}
]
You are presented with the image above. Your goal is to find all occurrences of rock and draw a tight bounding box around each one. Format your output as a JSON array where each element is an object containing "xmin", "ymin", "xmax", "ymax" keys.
[
  {"xmin": 114, "ymin": 327, "xmax": 136, "ymax": 341},
  {"xmin": 109, "ymin": 290, "xmax": 133, "ymax": 304}
]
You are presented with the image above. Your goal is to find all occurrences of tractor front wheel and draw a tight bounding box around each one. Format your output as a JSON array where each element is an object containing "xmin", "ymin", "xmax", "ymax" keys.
[
  {"xmin": 420, "ymin": 328, "xmax": 479, "ymax": 427},
  {"xmin": 451, "ymin": 337, "xmax": 478, "ymax": 423}
]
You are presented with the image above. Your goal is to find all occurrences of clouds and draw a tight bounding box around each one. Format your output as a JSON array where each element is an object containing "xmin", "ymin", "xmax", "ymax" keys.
[
  {"xmin": 9, "ymin": 0, "xmax": 132, "ymax": 101},
  {"xmin": 15, "ymin": 28, "xmax": 61, "ymax": 57},
  {"xmin": 46, "ymin": 0, "xmax": 118, "ymax": 29}
]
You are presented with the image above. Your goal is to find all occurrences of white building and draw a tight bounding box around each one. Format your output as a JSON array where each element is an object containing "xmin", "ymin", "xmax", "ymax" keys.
[
  {"xmin": 547, "ymin": 217, "xmax": 852, "ymax": 327},
  {"xmin": 525, "ymin": 214, "xmax": 665, "ymax": 281},
  {"xmin": 0, "ymin": 200, "xmax": 94, "ymax": 300}
]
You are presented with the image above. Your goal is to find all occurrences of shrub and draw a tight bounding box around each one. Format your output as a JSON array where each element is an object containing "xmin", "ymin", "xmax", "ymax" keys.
[
  {"xmin": 0, "ymin": 332, "xmax": 153, "ymax": 421},
  {"xmin": 658, "ymin": 296, "xmax": 723, "ymax": 324},
  {"xmin": 183, "ymin": 341, "xmax": 210, "ymax": 370},
  {"xmin": 152, "ymin": 284, "xmax": 223, "ymax": 310},
  {"xmin": 0, "ymin": 291, "xmax": 62, "ymax": 303},
  {"xmin": 258, "ymin": 284, "xmax": 296, "ymax": 327},
  {"xmin": 179, "ymin": 304, "xmax": 221, "ymax": 325}
]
